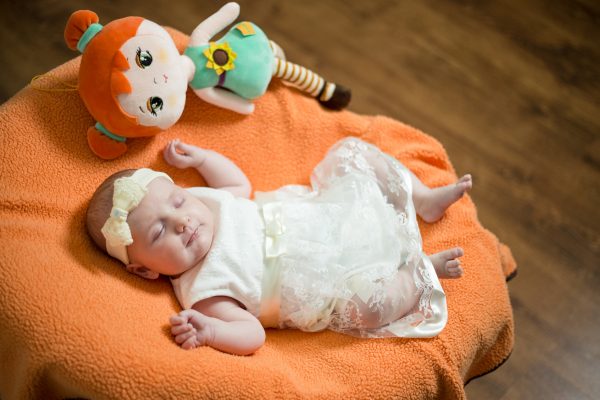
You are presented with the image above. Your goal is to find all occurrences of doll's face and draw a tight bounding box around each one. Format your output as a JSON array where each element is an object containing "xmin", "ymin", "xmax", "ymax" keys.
[{"xmin": 117, "ymin": 20, "xmax": 189, "ymax": 130}]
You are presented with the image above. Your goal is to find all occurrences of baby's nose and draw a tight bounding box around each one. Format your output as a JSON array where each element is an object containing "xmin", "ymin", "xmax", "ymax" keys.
[{"xmin": 175, "ymin": 216, "xmax": 190, "ymax": 233}]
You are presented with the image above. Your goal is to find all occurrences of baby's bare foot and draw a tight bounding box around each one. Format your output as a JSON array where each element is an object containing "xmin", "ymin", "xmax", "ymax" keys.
[
  {"xmin": 430, "ymin": 247, "xmax": 464, "ymax": 279},
  {"xmin": 418, "ymin": 175, "xmax": 472, "ymax": 223},
  {"xmin": 170, "ymin": 309, "xmax": 213, "ymax": 350}
]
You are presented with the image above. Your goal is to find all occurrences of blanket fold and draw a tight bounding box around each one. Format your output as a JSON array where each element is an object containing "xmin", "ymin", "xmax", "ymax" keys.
[{"xmin": 0, "ymin": 27, "xmax": 515, "ymax": 400}]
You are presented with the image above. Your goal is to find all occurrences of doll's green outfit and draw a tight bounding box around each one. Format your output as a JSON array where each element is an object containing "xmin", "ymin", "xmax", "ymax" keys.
[{"xmin": 184, "ymin": 21, "xmax": 274, "ymax": 100}]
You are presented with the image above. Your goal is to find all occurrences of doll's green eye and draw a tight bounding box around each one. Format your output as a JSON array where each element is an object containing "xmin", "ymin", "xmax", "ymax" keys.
[
  {"xmin": 146, "ymin": 96, "xmax": 163, "ymax": 116},
  {"xmin": 135, "ymin": 47, "xmax": 153, "ymax": 69}
]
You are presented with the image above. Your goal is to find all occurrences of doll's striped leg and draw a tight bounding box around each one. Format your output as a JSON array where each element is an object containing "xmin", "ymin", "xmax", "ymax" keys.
[
  {"xmin": 272, "ymin": 58, "xmax": 351, "ymax": 110},
  {"xmin": 269, "ymin": 40, "xmax": 286, "ymax": 60}
]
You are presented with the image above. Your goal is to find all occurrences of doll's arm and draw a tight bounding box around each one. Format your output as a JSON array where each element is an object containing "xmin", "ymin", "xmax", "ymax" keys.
[
  {"xmin": 170, "ymin": 297, "xmax": 265, "ymax": 355},
  {"xmin": 194, "ymin": 87, "xmax": 255, "ymax": 115},
  {"xmin": 189, "ymin": 2, "xmax": 240, "ymax": 46},
  {"xmin": 187, "ymin": 3, "xmax": 254, "ymax": 114},
  {"xmin": 163, "ymin": 139, "xmax": 251, "ymax": 198}
]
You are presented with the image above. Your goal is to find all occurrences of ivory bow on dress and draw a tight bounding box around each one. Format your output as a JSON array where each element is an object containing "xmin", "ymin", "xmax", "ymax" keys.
[{"xmin": 100, "ymin": 168, "xmax": 173, "ymax": 264}]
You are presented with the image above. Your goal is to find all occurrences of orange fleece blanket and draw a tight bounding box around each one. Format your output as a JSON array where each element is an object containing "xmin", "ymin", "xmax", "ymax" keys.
[{"xmin": 0, "ymin": 28, "xmax": 516, "ymax": 399}]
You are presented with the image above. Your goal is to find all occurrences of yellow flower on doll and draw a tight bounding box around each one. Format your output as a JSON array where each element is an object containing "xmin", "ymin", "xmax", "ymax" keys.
[{"xmin": 203, "ymin": 42, "xmax": 237, "ymax": 75}]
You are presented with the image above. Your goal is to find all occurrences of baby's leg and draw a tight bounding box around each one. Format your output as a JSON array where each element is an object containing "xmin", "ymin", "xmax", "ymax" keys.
[
  {"xmin": 410, "ymin": 172, "xmax": 472, "ymax": 223},
  {"xmin": 316, "ymin": 138, "xmax": 471, "ymax": 219},
  {"xmin": 429, "ymin": 247, "xmax": 464, "ymax": 278},
  {"xmin": 337, "ymin": 268, "xmax": 421, "ymax": 330},
  {"xmin": 337, "ymin": 248, "xmax": 463, "ymax": 332}
]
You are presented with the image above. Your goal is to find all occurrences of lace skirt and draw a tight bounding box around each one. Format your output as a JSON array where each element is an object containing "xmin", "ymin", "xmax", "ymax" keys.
[{"xmin": 255, "ymin": 138, "xmax": 447, "ymax": 338}]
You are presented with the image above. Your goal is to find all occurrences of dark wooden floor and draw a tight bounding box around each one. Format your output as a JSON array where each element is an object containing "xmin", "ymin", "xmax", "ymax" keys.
[{"xmin": 1, "ymin": 1, "xmax": 598, "ymax": 398}]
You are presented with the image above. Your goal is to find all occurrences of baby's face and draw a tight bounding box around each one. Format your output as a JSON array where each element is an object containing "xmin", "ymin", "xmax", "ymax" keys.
[{"xmin": 126, "ymin": 178, "xmax": 214, "ymax": 277}]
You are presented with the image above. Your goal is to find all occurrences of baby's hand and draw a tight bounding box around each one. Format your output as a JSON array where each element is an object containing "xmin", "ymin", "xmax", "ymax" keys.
[
  {"xmin": 163, "ymin": 139, "xmax": 207, "ymax": 170},
  {"xmin": 170, "ymin": 309, "xmax": 215, "ymax": 350}
]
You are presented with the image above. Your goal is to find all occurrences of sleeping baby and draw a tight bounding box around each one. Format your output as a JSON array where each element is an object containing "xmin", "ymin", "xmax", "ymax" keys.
[{"xmin": 86, "ymin": 138, "xmax": 471, "ymax": 355}]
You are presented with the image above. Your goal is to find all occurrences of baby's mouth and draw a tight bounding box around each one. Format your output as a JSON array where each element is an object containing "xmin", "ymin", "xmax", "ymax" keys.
[{"xmin": 186, "ymin": 226, "xmax": 199, "ymax": 247}]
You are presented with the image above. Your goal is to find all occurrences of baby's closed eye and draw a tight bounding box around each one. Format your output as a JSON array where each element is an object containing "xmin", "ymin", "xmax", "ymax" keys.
[
  {"xmin": 152, "ymin": 224, "xmax": 165, "ymax": 242},
  {"xmin": 174, "ymin": 197, "xmax": 185, "ymax": 208}
]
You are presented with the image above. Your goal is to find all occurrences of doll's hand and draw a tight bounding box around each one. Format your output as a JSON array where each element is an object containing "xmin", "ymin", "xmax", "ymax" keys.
[
  {"xmin": 189, "ymin": 2, "xmax": 240, "ymax": 46},
  {"xmin": 163, "ymin": 139, "xmax": 207, "ymax": 169},
  {"xmin": 170, "ymin": 309, "xmax": 216, "ymax": 350}
]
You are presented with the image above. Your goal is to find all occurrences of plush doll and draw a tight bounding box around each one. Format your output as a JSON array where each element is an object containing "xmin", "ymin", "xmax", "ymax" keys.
[{"xmin": 64, "ymin": 2, "xmax": 351, "ymax": 159}]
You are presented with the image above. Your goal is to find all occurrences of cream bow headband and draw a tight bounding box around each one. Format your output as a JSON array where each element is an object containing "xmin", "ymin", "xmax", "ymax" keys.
[{"xmin": 101, "ymin": 168, "xmax": 173, "ymax": 264}]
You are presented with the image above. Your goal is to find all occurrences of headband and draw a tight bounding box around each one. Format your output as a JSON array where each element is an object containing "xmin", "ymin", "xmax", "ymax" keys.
[{"xmin": 101, "ymin": 168, "xmax": 173, "ymax": 264}]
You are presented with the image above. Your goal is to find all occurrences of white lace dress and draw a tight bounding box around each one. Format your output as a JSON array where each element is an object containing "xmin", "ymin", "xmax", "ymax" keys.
[{"xmin": 255, "ymin": 137, "xmax": 447, "ymax": 338}]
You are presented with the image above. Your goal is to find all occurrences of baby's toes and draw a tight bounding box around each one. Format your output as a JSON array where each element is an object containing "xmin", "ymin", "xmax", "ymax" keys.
[
  {"xmin": 457, "ymin": 175, "xmax": 472, "ymax": 190},
  {"xmin": 452, "ymin": 247, "xmax": 464, "ymax": 259},
  {"xmin": 446, "ymin": 260, "xmax": 463, "ymax": 278},
  {"xmin": 459, "ymin": 174, "xmax": 472, "ymax": 183}
]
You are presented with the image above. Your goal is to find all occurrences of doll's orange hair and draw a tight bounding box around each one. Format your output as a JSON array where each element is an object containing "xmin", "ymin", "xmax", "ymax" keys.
[{"xmin": 65, "ymin": 10, "xmax": 161, "ymax": 139}]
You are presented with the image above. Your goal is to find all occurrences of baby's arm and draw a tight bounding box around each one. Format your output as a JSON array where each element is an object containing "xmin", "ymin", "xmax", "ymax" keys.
[
  {"xmin": 170, "ymin": 297, "xmax": 265, "ymax": 355},
  {"xmin": 163, "ymin": 139, "xmax": 251, "ymax": 198}
]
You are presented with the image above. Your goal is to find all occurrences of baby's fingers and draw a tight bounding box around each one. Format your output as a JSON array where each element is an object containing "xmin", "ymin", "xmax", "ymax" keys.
[
  {"xmin": 174, "ymin": 328, "xmax": 197, "ymax": 345},
  {"xmin": 171, "ymin": 322, "xmax": 194, "ymax": 336},
  {"xmin": 173, "ymin": 140, "xmax": 198, "ymax": 155},
  {"xmin": 163, "ymin": 140, "xmax": 177, "ymax": 162},
  {"xmin": 169, "ymin": 314, "xmax": 187, "ymax": 326},
  {"xmin": 181, "ymin": 335, "xmax": 199, "ymax": 350},
  {"xmin": 177, "ymin": 309, "xmax": 211, "ymax": 328},
  {"xmin": 164, "ymin": 140, "xmax": 190, "ymax": 167}
]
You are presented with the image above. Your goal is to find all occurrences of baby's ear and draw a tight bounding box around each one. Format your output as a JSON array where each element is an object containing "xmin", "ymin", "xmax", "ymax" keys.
[{"xmin": 126, "ymin": 263, "xmax": 160, "ymax": 280}]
